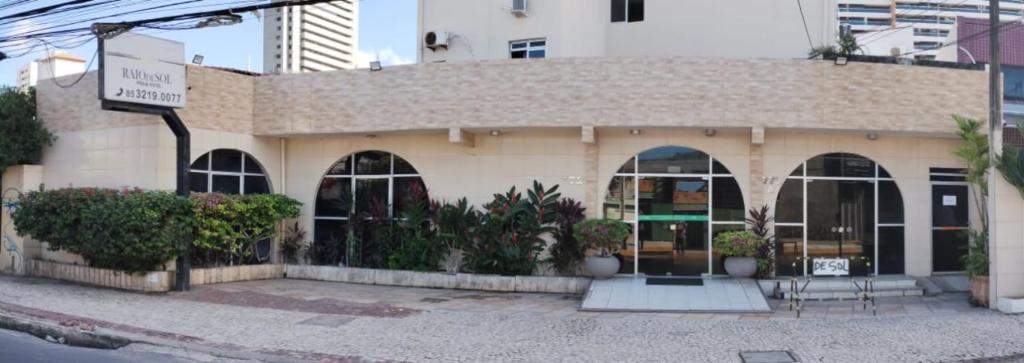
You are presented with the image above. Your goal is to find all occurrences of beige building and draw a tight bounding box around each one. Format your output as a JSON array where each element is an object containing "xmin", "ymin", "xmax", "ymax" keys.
[
  {"xmin": 15, "ymin": 51, "xmax": 86, "ymax": 91},
  {"xmin": 11, "ymin": 55, "xmax": 1021, "ymax": 303},
  {"xmin": 418, "ymin": 0, "xmax": 839, "ymax": 63},
  {"xmin": 263, "ymin": 0, "xmax": 358, "ymax": 73}
]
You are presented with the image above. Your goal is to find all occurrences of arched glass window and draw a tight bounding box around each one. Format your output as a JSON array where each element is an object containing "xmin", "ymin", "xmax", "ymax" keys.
[
  {"xmin": 189, "ymin": 149, "xmax": 271, "ymax": 194},
  {"xmin": 604, "ymin": 146, "xmax": 745, "ymax": 276},
  {"xmin": 312, "ymin": 151, "xmax": 426, "ymax": 264},
  {"xmin": 774, "ymin": 153, "xmax": 905, "ymax": 276}
]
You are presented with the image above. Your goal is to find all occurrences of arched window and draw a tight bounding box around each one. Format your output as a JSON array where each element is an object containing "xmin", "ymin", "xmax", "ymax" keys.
[
  {"xmin": 774, "ymin": 153, "xmax": 905, "ymax": 276},
  {"xmin": 189, "ymin": 149, "xmax": 271, "ymax": 194},
  {"xmin": 312, "ymin": 151, "xmax": 426, "ymax": 265},
  {"xmin": 604, "ymin": 146, "xmax": 745, "ymax": 276}
]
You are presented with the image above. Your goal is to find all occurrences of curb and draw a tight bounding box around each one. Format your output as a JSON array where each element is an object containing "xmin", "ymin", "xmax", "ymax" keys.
[{"xmin": 0, "ymin": 314, "xmax": 131, "ymax": 350}]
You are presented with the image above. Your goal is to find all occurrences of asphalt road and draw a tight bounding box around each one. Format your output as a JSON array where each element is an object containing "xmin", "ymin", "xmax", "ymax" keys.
[{"xmin": 0, "ymin": 328, "xmax": 221, "ymax": 363}]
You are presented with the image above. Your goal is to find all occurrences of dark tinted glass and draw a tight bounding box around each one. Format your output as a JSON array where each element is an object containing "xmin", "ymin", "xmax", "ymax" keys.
[
  {"xmin": 627, "ymin": 0, "xmax": 644, "ymax": 22},
  {"xmin": 212, "ymin": 175, "xmax": 241, "ymax": 194},
  {"xmin": 611, "ymin": 0, "xmax": 626, "ymax": 22},
  {"xmin": 933, "ymin": 229, "xmax": 968, "ymax": 272},
  {"xmin": 636, "ymin": 146, "xmax": 709, "ymax": 174},
  {"xmin": 878, "ymin": 227, "xmax": 905, "ymax": 274},
  {"xmin": 774, "ymin": 179, "xmax": 803, "ymax": 223},
  {"xmin": 244, "ymin": 176, "xmax": 271, "ymax": 195},
  {"xmin": 878, "ymin": 181, "xmax": 904, "ymax": 223},
  {"xmin": 327, "ymin": 156, "xmax": 352, "ymax": 176},
  {"xmin": 356, "ymin": 179, "xmax": 390, "ymax": 216},
  {"xmin": 790, "ymin": 164, "xmax": 804, "ymax": 176},
  {"xmin": 616, "ymin": 157, "xmax": 636, "ymax": 174},
  {"xmin": 393, "ymin": 155, "xmax": 418, "ymax": 174},
  {"xmin": 774, "ymin": 226, "xmax": 804, "ymax": 276},
  {"xmin": 712, "ymin": 159, "xmax": 731, "ymax": 174},
  {"xmin": 355, "ymin": 151, "xmax": 391, "ymax": 175},
  {"xmin": 932, "ymin": 184, "xmax": 968, "ymax": 227},
  {"xmin": 245, "ymin": 154, "xmax": 265, "ymax": 174},
  {"xmin": 189, "ymin": 172, "xmax": 208, "ymax": 193},
  {"xmin": 879, "ymin": 166, "xmax": 892, "ymax": 178},
  {"xmin": 712, "ymin": 177, "xmax": 744, "ymax": 222},
  {"xmin": 393, "ymin": 177, "xmax": 426, "ymax": 216},
  {"xmin": 192, "ymin": 154, "xmax": 209, "ymax": 170},
  {"xmin": 211, "ymin": 150, "xmax": 243, "ymax": 172},
  {"xmin": 510, "ymin": 50, "xmax": 526, "ymax": 59},
  {"xmin": 315, "ymin": 178, "xmax": 351, "ymax": 217},
  {"xmin": 528, "ymin": 50, "xmax": 545, "ymax": 59},
  {"xmin": 805, "ymin": 153, "xmax": 875, "ymax": 178},
  {"xmin": 313, "ymin": 220, "xmax": 347, "ymax": 265}
]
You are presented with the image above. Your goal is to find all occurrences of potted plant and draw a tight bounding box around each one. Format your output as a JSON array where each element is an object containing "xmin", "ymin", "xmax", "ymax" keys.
[
  {"xmin": 574, "ymin": 219, "xmax": 629, "ymax": 279},
  {"xmin": 713, "ymin": 230, "xmax": 765, "ymax": 278},
  {"xmin": 963, "ymin": 229, "xmax": 989, "ymax": 307}
]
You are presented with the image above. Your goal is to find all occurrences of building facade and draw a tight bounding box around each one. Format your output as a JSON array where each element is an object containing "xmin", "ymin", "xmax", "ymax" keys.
[
  {"xmin": 418, "ymin": 0, "xmax": 838, "ymax": 63},
  {"xmin": 15, "ymin": 51, "xmax": 86, "ymax": 91},
  {"xmin": 840, "ymin": 0, "xmax": 1024, "ymax": 59},
  {"xmin": 262, "ymin": 0, "xmax": 358, "ymax": 73}
]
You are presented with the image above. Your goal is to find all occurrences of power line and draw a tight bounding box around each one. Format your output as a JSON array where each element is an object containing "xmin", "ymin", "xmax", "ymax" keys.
[{"xmin": 796, "ymin": 0, "xmax": 815, "ymax": 48}]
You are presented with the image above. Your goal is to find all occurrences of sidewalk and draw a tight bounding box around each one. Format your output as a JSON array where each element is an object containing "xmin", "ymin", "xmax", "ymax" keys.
[{"xmin": 1, "ymin": 274, "xmax": 1023, "ymax": 362}]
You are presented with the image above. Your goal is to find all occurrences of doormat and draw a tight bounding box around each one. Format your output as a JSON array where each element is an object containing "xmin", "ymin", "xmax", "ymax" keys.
[{"xmin": 646, "ymin": 277, "xmax": 704, "ymax": 286}]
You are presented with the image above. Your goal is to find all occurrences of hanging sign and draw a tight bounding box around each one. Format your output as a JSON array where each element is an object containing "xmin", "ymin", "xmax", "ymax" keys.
[
  {"xmin": 99, "ymin": 32, "xmax": 186, "ymax": 108},
  {"xmin": 812, "ymin": 258, "xmax": 850, "ymax": 276}
]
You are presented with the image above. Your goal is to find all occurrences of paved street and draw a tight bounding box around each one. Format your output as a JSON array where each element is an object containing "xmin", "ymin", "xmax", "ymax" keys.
[{"xmin": 1, "ymin": 275, "xmax": 1023, "ymax": 362}]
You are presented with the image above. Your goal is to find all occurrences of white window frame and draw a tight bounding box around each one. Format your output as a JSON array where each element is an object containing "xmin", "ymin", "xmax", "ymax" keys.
[
  {"xmin": 509, "ymin": 38, "xmax": 546, "ymax": 59},
  {"xmin": 190, "ymin": 150, "xmax": 269, "ymax": 195}
]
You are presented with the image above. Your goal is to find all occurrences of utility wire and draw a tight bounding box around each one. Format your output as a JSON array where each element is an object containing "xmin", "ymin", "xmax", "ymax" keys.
[{"xmin": 796, "ymin": 0, "xmax": 815, "ymax": 48}]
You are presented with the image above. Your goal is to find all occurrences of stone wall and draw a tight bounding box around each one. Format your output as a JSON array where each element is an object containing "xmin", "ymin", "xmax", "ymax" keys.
[{"xmin": 253, "ymin": 57, "xmax": 988, "ymax": 136}]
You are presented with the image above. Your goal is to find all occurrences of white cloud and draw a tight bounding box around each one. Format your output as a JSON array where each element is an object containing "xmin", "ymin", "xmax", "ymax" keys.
[{"xmin": 355, "ymin": 47, "xmax": 414, "ymax": 68}]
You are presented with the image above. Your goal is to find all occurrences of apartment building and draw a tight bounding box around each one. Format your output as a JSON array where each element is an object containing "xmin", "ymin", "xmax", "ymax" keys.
[
  {"xmin": 839, "ymin": 0, "xmax": 1024, "ymax": 59},
  {"xmin": 418, "ymin": 0, "xmax": 838, "ymax": 63},
  {"xmin": 15, "ymin": 51, "xmax": 86, "ymax": 91},
  {"xmin": 262, "ymin": 0, "xmax": 358, "ymax": 73}
]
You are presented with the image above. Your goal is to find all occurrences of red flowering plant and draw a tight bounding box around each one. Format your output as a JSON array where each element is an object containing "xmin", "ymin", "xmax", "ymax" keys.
[
  {"xmin": 712, "ymin": 230, "xmax": 765, "ymax": 258},
  {"xmin": 462, "ymin": 181, "xmax": 560, "ymax": 276},
  {"xmin": 573, "ymin": 219, "xmax": 629, "ymax": 257}
]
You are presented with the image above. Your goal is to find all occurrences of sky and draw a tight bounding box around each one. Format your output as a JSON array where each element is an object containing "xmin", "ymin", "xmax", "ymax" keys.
[{"xmin": 0, "ymin": 0, "xmax": 418, "ymax": 87}]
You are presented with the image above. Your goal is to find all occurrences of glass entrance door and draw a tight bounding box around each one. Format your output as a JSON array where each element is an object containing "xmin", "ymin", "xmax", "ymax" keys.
[
  {"xmin": 932, "ymin": 184, "xmax": 969, "ymax": 272},
  {"xmin": 805, "ymin": 179, "xmax": 875, "ymax": 276},
  {"xmin": 636, "ymin": 176, "xmax": 709, "ymax": 276}
]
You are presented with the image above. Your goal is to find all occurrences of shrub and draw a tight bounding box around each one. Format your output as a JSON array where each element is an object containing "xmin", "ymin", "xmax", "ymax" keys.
[
  {"xmin": 462, "ymin": 181, "xmax": 559, "ymax": 276},
  {"xmin": 12, "ymin": 188, "xmax": 192, "ymax": 272},
  {"xmin": 712, "ymin": 230, "xmax": 764, "ymax": 258},
  {"xmin": 190, "ymin": 193, "xmax": 300, "ymax": 267},
  {"xmin": 388, "ymin": 182, "xmax": 446, "ymax": 271},
  {"xmin": 962, "ymin": 229, "xmax": 989, "ymax": 278},
  {"xmin": 548, "ymin": 198, "xmax": 586, "ymax": 275},
  {"xmin": 573, "ymin": 219, "xmax": 629, "ymax": 257},
  {"xmin": 280, "ymin": 222, "xmax": 307, "ymax": 264},
  {"xmin": 746, "ymin": 205, "xmax": 775, "ymax": 278},
  {"xmin": 0, "ymin": 87, "xmax": 54, "ymax": 176}
]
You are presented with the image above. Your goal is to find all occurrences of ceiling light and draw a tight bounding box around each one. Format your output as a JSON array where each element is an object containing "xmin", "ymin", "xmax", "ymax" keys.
[
  {"xmin": 703, "ymin": 128, "xmax": 717, "ymax": 137},
  {"xmin": 489, "ymin": 130, "xmax": 501, "ymax": 136},
  {"xmin": 629, "ymin": 129, "xmax": 642, "ymax": 135},
  {"xmin": 866, "ymin": 132, "xmax": 879, "ymax": 141}
]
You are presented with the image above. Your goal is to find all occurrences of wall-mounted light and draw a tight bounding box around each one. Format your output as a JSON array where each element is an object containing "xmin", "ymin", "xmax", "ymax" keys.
[
  {"xmin": 703, "ymin": 128, "xmax": 717, "ymax": 137},
  {"xmin": 629, "ymin": 129, "xmax": 642, "ymax": 135},
  {"xmin": 369, "ymin": 61, "xmax": 382, "ymax": 72},
  {"xmin": 192, "ymin": 55, "xmax": 204, "ymax": 65},
  {"xmin": 835, "ymin": 56, "xmax": 849, "ymax": 66},
  {"xmin": 866, "ymin": 132, "xmax": 879, "ymax": 141},
  {"xmin": 489, "ymin": 130, "xmax": 501, "ymax": 136}
]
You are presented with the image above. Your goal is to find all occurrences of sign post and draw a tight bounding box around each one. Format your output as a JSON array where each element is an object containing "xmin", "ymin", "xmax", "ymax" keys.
[{"xmin": 96, "ymin": 31, "xmax": 192, "ymax": 291}]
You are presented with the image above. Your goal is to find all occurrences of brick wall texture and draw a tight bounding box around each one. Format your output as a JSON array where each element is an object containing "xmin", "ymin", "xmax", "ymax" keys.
[{"xmin": 38, "ymin": 57, "xmax": 989, "ymax": 136}]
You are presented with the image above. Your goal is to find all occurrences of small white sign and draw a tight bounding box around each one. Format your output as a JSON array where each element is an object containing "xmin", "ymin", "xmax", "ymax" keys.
[
  {"xmin": 100, "ymin": 32, "xmax": 186, "ymax": 108},
  {"xmin": 943, "ymin": 195, "xmax": 957, "ymax": 206},
  {"xmin": 812, "ymin": 258, "xmax": 850, "ymax": 276}
]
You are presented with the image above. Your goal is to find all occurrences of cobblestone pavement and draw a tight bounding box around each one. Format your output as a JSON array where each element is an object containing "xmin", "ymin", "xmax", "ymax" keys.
[{"xmin": 1, "ymin": 275, "xmax": 1023, "ymax": 363}]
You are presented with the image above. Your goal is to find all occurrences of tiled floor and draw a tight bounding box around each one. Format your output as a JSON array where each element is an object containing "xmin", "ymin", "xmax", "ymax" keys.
[{"xmin": 580, "ymin": 277, "xmax": 772, "ymax": 313}]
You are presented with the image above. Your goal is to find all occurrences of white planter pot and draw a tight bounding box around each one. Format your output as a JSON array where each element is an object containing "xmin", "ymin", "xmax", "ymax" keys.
[
  {"xmin": 585, "ymin": 256, "xmax": 620, "ymax": 279},
  {"xmin": 723, "ymin": 256, "xmax": 757, "ymax": 278}
]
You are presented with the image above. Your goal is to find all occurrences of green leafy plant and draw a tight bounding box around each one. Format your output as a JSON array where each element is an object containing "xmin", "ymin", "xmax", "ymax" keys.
[
  {"xmin": 11, "ymin": 188, "xmax": 192, "ymax": 272},
  {"xmin": 962, "ymin": 229, "xmax": 989, "ymax": 279},
  {"xmin": 388, "ymin": 182, "xmax": 446, "ymax": 271},
  {"xmin": 548, "ymin": 198, "xmax": 587, "ymax": 275},
  {"xmin": 432, "ymin": 198, "xmax": 480, "ymax": 273},
  {"xmin": 0, "ymin": 87, "xmax": 54, "ymax": 177},
  {"xmin": 190, "ymin": 193, "xmax": 300, "ymax": 267},
  {"xmin": 995, "ymin": 135, "xmax": 1024, "ymax": 198},
  {"xmin": 746, "ymin": 205, "xmax": 775, "ymax": 278},
  {"xmin": 462, "ymin": 181, "xmax": 560, "ymax": 276},
  {"xmin": 572, "ymin": 219, "xmax": 629, "ymax": 257},
  {"xmin": 712, "ymin": 230, "xmax": 765, "ymax": 258}
]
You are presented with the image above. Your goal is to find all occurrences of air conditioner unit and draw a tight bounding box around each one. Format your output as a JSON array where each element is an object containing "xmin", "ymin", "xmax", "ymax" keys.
[
  {"xmin": 424, "ymin": 31, "xmax": 449, "ymax": 51},
  {"xmin": 511, "ymin": 0, "xmax": 528, "ymax": 16}
]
